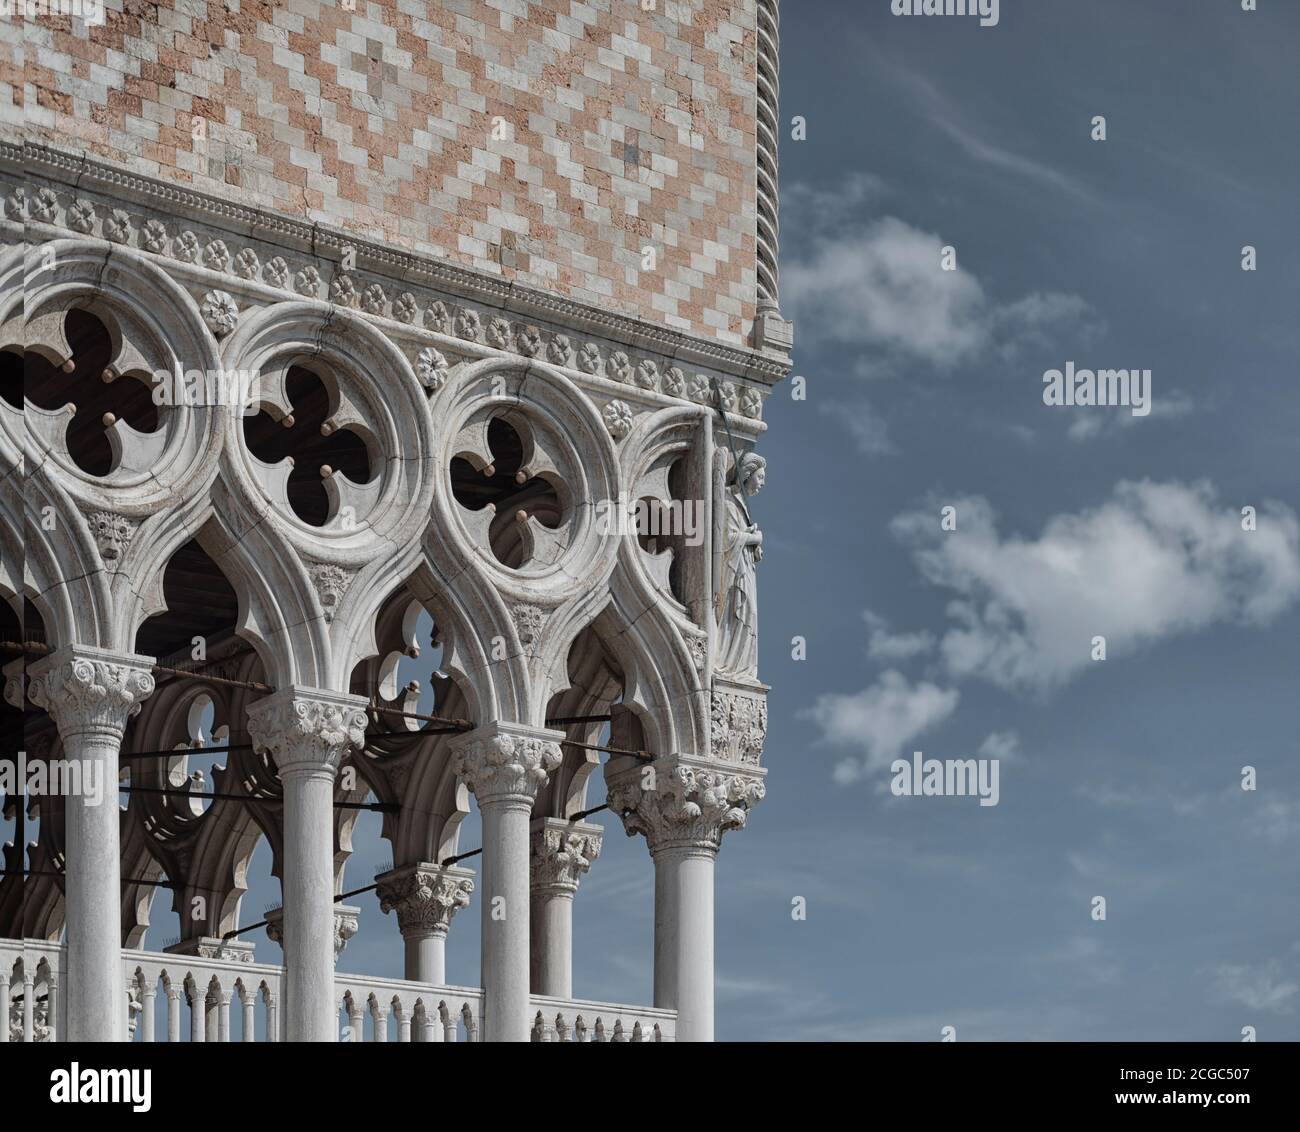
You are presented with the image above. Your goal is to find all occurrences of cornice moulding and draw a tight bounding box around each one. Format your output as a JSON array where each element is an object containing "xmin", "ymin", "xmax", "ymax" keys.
[{"xmin": 7, "ymin": 141, "xmax": 794, "ymax": 390}]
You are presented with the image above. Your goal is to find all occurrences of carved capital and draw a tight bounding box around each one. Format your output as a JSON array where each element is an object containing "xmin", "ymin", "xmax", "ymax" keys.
[
  {"xmin": 375, "ymin": 862, "xmax": 475, "ymax": 939},
  {"xmin": 334, "ymin": 905, "xmax": 360, "ymax": 960},
  {"xmin": 607, "ymin": 757, "xmax": 765, "ymax": 854},
  {"xmin": 27, "ymin": 646, "xmax": 155, "ymax": 740},
  {"xmin": 265, "ymin": 904, "xmax": 359, "ymax": 965},
  {"xmin": 530, "ymin": 817, "xmax": 602, "ymax": 895},
  {"xmin": 246, "ymin": 687, "xmax": 368, "ymax": 777},
  {"xmin": 450, "ymin": 722, "xmax": 563, "ymax": 806},
  {"xmin": 165, "ymin": 937, "xmax": 256, "ymax": 964},
  {"xmin": 3, "ymin": 659, "xmax": 24, "ymax": 710}
]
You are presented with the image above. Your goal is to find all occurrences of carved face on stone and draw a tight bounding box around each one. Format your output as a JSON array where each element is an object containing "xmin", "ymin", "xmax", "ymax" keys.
[
  {"xmin": 93, "ymin": 512, "xmax": 132, "ymax": 562},
  {"xmin": 739, "ymin": 455, "xmax": 766, "ymax": 498}
]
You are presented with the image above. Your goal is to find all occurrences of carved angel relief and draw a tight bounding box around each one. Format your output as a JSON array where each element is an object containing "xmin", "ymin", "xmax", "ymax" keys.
[{"xmin": 713, "ymin": 451, "xmax": 766, "ymax": 679}]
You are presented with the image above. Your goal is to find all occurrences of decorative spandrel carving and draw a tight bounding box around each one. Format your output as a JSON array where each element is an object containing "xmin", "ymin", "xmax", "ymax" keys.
[
  {"xmin": 87, "ymin": 509, "xmax": 138, "ymax": 566},
  {"xmin": 714, "ymin": 451, "xmax": 765, "ymax": 679},
  {"xmin": 511, "ymin": 603, "xmax": 545, "ymax": 648},
  {"xmin": 710, "ymin": 689, "xmax": 767, "ymax": 766},
  {"xmin": 308, "ymin": 561, "xmax": 354, "ymax": 623},
  {"xmin": 686, "ymin": 631, "xmax": 708, "ymax": 674}
]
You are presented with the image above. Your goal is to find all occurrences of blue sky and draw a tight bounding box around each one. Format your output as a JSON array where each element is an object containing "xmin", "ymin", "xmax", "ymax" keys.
[
  {"xmin": 27, "ymin": 0, "xmax": 1300, "ymax": 1042},
  {"xmin": 323, "ymin": 0, "xmax": 1300, "ymax": 1040},
  {"xmin": 732, "ymin": 0, "xmax": 1300, "ymax": 1040}
]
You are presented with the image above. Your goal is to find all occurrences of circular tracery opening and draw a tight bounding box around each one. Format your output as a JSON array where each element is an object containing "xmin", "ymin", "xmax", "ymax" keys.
[
  {"xmin": 242, "ymin": 366, "xmax": 373, "ymax": 527},
  {"xmin": 25, "ymin": 309, "xmax": 160, "ymax": 476},
  {"xmin": 449, "ymin": 416, "xmax": 563, "ymax": 569}
]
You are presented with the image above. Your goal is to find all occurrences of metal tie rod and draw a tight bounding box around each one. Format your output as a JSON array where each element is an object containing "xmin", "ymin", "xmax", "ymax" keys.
[{"xmin": 119, "ymin": 784, "xmax": 398, "ymax": 813}]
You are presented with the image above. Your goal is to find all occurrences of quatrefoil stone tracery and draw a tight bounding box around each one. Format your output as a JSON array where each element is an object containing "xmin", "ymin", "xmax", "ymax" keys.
[
  {"xmin": 449, "ymin": 414, "xmax": 569, "ymax": 571},
  {"xmin": 241, "ymin": 365, "xmax": 375, "ymax": 529}
]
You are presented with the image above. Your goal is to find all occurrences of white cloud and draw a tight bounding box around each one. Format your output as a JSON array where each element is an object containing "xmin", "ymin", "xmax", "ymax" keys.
[
  {"xmin": 824, "ymin": 399, "xmax": 895, "ymax": 456},
  {"xmin": 890, "ymin": 481, "xmax": 1300, "ymax": 693},
  {"xmin": 863, "ymin": 609, "xmax": 934, "ymax": 661},
  {"xmin": 802, "ymin": 669, "xmax": 959, "ymax": 785},
  {"xmin": 1250, "ymin": 797, "xmax": 1300, "ymax": 846},
  {"xmin": 1213, "ymin": 962, "xmax": 1298, "ymax": 1015},
  {"xmin": 978, "ymin": 730, "xmax": 1021, "ymax": 763},
  {"xmin": 785, "ymin": 172, "xmax": 888, "ymax": 230},
  {"xmin": 784, "ymin": 214, "xmax": 1092, "ymax": 374},
  {"xmin": 1067, "ymin": 388, "xmax": 1196, "ymax": 443}
]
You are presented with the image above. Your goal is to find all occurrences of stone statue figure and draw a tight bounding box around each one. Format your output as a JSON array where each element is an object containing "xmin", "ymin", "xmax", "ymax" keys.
[{"xmin": 715, "ymin": 451, "xmax": 765, "ymax": 678}]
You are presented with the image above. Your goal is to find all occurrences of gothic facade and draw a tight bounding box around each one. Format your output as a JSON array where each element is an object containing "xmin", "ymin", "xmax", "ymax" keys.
[{"xmin": 0, "ymin": 0, "xmax": 790, "ymax": 1042}]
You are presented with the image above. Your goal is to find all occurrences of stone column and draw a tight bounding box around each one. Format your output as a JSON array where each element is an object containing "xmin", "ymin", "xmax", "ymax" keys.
[
  {"xmin": 213, "ymin": 989, "xmax": 229, "ymax": 1042},
  {"xmin": 375, "ymin": 861, "xmax": 475, "ymax": 985},
  {"xmin": 21, "ymin": 969, "xmax": 34, "ymax": 1043},
  {"xmin": 28, "ymin": 646, "xmax": 155, "ymax": 1042},
  {"xmin": 247, "ymin": 686, "xmax": 367, "ymax": 1042},
  {"xmin": 189, "ymin": 983, "xmax": 204, "ymax": 1043},
  {"xmin": 140, "ymin": 982, "xmax": 156, "ymax": 1043},
  {"xmin": 166, "ymin": 986, "xmax": 182, "ymax": 1042},
  {"xmin": 607, "ymin": 757, "xmax": 765, "ymax": 1042},
  {"xmin": 529, "ymin": 818, "xmax": 602, "ymax": 999},
  {"xmin": 450, "ymin": 722, "xmax": 562, "ymax": 1042}
]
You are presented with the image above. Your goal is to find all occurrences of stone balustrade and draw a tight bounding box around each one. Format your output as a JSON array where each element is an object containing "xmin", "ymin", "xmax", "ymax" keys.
[
  {"xmin": 2, "ymin": 938, "xmax": 673, "ymax": 1043},
  {"xmin": 529, "ymin": 993, "xmax": 676, "ymax": 1042}
]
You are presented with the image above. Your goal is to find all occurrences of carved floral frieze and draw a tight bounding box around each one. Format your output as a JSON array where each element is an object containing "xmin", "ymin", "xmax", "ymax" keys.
[{"xmin": 7, "ymin": 173, "xmax": 770, "ymax": 422}]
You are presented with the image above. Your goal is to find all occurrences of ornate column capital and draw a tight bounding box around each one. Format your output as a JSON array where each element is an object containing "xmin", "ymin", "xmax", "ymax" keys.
[
  {"xmin": 246, "ymin": 686, "xmax": 368, "ymax": 778},
  {"xmin": 27, "ymin": 645, "xmax": 155, "ymax": 740},
  {"xmin": 607, "ymin": 756, "xmax": 766, "ymax": 855},
  {"xmin": 3, "ymin": 657, "xmax": 24, "ymax": 710},
  {"xmin": 165, "ymin": 937, "xmax": 256, "ymax": 964},
  {"xmin": 530, "ymin": 817, "xmax": 602, "ymax": 896},
  {"xmin": 265, "ymin": 904, "xmax": 360, "ymax": 965},
  {"xmin": 375, "ymin": 861, "xmax": 475, "ymax": 940},
  {"xmin": 449, "ymin": 721, "xmax": 563, "ymax": 807}
]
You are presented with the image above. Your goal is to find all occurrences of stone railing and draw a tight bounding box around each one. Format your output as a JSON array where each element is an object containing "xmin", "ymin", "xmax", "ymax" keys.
[
  {"xmin": 2, "ymin": 938, "xmax": 64, "ymax": 1042},
  {"xmin": 529, "ymin": 993, "xmax": 676, "ymax": 1042},
  {"xmin": 125, "ymin": 946, "xmax": 286, "ymax": 1042},
  {"xmin": 3, "ymin": 939, "xmax": 672, "ymax": 1042},
  {"xmin": 335, "ymin": 971, "xmax": 483, "ymax": 1043}
]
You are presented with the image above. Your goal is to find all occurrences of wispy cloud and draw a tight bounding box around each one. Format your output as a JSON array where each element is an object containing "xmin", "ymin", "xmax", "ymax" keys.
[
  {"xmin": 1067, "ymin": 388, "xmax": 1197, "ymax": 442},
  {"xmin": 823, "ymin": 399, "xmax": 896, "ymax": 455},
  {"xmin": 1213, "ymin": 962, "xmax": 1299, "ymax": 1015},
  {"xmin": 863, "ymin": 608, "xmax": 935, "ymax": 661},
  {"xmin": 868, "ymin": 50, "xmax": 1094, "ymax": 203}
]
